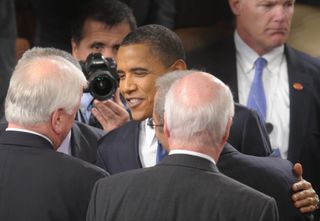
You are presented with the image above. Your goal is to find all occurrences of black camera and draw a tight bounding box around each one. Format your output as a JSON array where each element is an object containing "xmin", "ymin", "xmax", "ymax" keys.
[{"xmin": 81, "ymin": 53, "xmax": 119, "ymax": 100}]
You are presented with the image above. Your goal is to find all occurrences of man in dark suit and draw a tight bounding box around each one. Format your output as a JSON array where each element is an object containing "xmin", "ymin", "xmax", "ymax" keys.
[
  {"xmin": 87, "ymin": 71, "xmax": 279, "ymax": 221},
  {"xmin": 152, "ymin": 70, "xmax": 319, "ymax": 221},
  {"xmin": 96, "ymin": 24, "xmax": 272, "ymax": 174},
  {"xmin": 0, "ymin": 47, "xmax": 108, "ymax": 221},
  {"xmin": 188, "ymin": 0, "xmax": 320, "ymax": 195},
  {"xmin": 14, "ymin": 46, "xmax": 107, "ymax": 164}
]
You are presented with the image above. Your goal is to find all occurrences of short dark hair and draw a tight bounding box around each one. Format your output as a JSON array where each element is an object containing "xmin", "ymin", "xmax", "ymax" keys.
[
  {"xmin": 121, "ymin": 24, "xmax": 186, "ymax": 67},
  {"xmin": 71, "ymin": 0, "xmax": 137, "ymax": 45}
]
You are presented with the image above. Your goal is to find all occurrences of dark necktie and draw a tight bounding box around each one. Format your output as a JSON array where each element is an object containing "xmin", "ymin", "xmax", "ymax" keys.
[
  {"xmin": 247, "ymin": 57, "xmax": 268, "ymax": 121},
  {"xmin": 156, "ymin": 142, "xmax": 167, "ymax": 164}
]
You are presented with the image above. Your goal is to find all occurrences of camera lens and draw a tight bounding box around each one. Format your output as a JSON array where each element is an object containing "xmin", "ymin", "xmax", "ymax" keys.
[
  {"xmin": 82, "ymin": 53, "xmax": 118, "ymax": 100},
  {"xmin": 89, "ymin": 73, "xmax": 116, "ymax": 100}
]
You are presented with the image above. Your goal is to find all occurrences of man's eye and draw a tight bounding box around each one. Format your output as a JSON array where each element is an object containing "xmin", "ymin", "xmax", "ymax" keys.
[
  {"xmin": 91, "ymin": 43, "xmax": 104, "ymax": 50},
  {"xmin": 118, "ymin": 72, "xmax": 125, "ymax": 80},
  {"xmin": 134, "ymin": 71, "xmax": 148, "ymax": 77}
]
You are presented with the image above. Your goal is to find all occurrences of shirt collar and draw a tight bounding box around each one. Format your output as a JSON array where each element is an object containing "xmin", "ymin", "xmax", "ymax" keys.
[
  {"xmin": 6, "ymin": 127, "xmax": 53, "ymax": 145},
  {"xmin": 142, "ymin": 119, "xmax": 156, "ymax": 147},
  {"xmin": 57, "ymin": 130, "xmax": 71, "ymax": 155},
  {"xmin": 169, "ymin": 149, "xmax": 216, "ymax": 165},
  {"xmin": 234, "ymin": 31, "xmax": 285, "ymax": 74}
]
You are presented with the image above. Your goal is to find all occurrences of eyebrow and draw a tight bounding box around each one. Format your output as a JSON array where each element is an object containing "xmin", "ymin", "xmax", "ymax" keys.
[{"xmin": 89, "ymin": 41, "xmax": 105, "ymax": 47}]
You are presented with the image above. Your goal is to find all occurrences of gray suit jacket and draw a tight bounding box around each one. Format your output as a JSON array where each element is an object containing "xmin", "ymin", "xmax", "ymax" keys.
[
  {"xmin": 88, "ymin": 154, "xmax": 279, "ymax": 221},
  {"xmin": 0, "ymin": 130, "xmax": 107, "ymax": 221}
]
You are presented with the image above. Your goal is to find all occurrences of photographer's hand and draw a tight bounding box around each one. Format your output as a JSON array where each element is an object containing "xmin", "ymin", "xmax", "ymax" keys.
[{"xmin": 92, "ymin": 89, "xmax": 129, "ymax": 132}]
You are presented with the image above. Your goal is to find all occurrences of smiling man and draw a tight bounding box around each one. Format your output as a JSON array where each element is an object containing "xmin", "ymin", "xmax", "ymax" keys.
[{"xmin": 96, "ymin": 24, "xmax": 186, "ymax": 171}]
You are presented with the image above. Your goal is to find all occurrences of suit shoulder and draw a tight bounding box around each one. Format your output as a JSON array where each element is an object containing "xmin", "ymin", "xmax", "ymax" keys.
[
  {"xmin": 73, "ymin": 121, "xmax": 106, "ymax": 138},
  {"xmin": 286, "ymin": 45, "xmax": 320, "ymax": 71},
  {"xmin": 53, "ymin": 152, "xmax": 108, "ymax": 177}
]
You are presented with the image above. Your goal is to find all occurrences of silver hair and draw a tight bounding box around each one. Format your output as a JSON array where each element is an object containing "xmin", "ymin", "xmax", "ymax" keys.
[
  {"xmin": 155, "ymin": 70, "xmax": 195, "ymax": 124},
  {"xmin": 165, "ymin": 72, "xmax": 235, "ymax": 147},
  {"xmin": 5, "ymin": 47, "xmax": 87, "ymax": 126}
]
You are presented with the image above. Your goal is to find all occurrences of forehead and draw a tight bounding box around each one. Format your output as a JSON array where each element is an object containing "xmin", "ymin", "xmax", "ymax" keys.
[
  {"xmin": 81, "ymin": 19, "xmax": 131, "ymax": 42},
  {"xmin": 117, "ymin": 43, "xmax": 164, "ymax": 67}
]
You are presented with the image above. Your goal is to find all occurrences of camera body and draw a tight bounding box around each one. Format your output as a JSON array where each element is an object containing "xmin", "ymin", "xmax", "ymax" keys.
[{"xmin": 81, "ymin": 53, "xmax": 119, "ymax": 100}]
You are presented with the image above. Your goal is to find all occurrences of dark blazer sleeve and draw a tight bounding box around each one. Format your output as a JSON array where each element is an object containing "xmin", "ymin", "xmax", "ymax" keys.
[
  {"xmin": 71, "ymin": 121, "xmax": 107, "ymax": 163},
  {"xmin": 230, "ymin": 104, "xmax": 272, "ymax": 156},
  {"xmin": 96, "ymin": 121, "xmax": 142, "ymax": 174}
]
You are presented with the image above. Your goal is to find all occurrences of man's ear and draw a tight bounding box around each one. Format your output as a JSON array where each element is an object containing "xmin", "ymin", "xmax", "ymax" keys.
[
  {"xmin": 51, "ymin": 108, "xmax": 64, "ymax": 135},
  {"xmin": 170, "ymin": 59, "xmax": 187, "ymax": 71},
  {"xmin": 221, "ymin": 117, "xmax": 233, "ymax": 145},
  {"xmin": 229, "ymin": 0, "xmax": 241, "ymax": 16},
  {"xmin": 163, "ymin": 114, "xmax": 170, "ymax": 140}
]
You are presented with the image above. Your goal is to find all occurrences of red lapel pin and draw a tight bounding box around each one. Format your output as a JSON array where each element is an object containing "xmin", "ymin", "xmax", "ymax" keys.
[{"xmin": 293, "ymin": 82, "xmax": 303, "ymax": 90}]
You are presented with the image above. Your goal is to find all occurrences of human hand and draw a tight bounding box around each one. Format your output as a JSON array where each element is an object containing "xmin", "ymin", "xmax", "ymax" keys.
[
  {"xmin": 92, "ymin": 89, "xmax": 129, "ymax": 132},
  {"xmin": 291, "ymin": 163, "xmax": 319, "ymax": 213}
]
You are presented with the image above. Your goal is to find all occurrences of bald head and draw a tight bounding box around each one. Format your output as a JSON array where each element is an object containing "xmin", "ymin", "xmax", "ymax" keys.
[
  {"xmin": 172, "ymin": 72, "xmax": 226, "ymax": 108},
  {"xmin": 164, "ymin": 71, "xmax": 234, "ymax": 158}
]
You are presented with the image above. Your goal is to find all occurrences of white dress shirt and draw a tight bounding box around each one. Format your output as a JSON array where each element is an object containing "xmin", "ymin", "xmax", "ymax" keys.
[
  {"xmin": 138, "ymin": 119, "xmax": 158, "ymax": 167},
  {"xmin": 235, "ymin": 31, "xmax": 290, "ymax": 158},
  {"xmin": 56, "ymin": 131, "xmax": 72, "ymax": 155}
]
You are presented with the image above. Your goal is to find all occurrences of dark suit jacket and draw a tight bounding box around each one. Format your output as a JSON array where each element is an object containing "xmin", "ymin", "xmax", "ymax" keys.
[
  {"xmin": 188, "ymin": 38, "xmax": 320, "ymax": 194},
  {"xmin": 218, "ymin": 144, "xmax": 305, "ymax": 221},
  {"xmin": 96, "ymin": 103, "xmax": 272, "ymax": 174},
  {"xmin": 0, "ymin": 130, "xmax": 107, "ymax": 221},
  {"xmin": 0, "ymin": 121, "xmax": 106, "ymax": 164},
  {"xmin": 71, "ymin": 121, "xmax": 106, "ymax": 163},
  {"xmin": 88, "ymin": 154, "xmax": 278, "ymax": 221}
]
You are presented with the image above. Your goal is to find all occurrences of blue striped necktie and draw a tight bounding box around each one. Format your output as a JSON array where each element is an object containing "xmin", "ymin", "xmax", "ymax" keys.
[{"xmin": 247, "ymin": 57, "xmax": 268, "ymax": 121}]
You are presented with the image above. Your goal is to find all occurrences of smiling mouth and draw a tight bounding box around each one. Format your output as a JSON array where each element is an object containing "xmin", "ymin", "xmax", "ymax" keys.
[{"xmin": 126, "ymin": 98, "xmax": 143, "ymax": 109}]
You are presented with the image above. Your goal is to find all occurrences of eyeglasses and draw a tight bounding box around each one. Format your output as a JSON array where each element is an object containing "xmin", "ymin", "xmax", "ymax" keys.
[{"xmin": 147, "ymin": 118, "xmax": 163, "ymax": 129}]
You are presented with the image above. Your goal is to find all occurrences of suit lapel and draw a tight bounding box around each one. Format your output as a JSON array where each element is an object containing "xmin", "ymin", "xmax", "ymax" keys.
[
  {"xmin": 213, "ymin": 38, "xmax": 239, "ymax": 102},
  {"xmin": 114, "ymin": 121, "xmax": 142, "ymax": 169},
  {"xmin": 285, "ymin": 46, "xmax": 312, "ymax": 162}
]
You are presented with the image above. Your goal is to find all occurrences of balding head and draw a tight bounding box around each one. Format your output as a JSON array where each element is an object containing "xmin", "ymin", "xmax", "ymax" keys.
[{"xmin": 164, "ymin": 71, "xmax": 234, "ymax": 160}]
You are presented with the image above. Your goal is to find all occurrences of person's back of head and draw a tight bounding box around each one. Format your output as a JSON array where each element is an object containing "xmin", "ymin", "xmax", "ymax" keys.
[
  {"xmin": 164, "ymin": 71, "xmax": 234, "ymax": 159},
  {"xmin": 5, "ymin": 47, "xmax": 87, "ymax": 148},
  {"xmin": 71, "ymin": 0, "xmax": 137, "ymax": 46},
  {"xmin": 121, "ymin": 24, "xmax": 186, "ymax": 67}
]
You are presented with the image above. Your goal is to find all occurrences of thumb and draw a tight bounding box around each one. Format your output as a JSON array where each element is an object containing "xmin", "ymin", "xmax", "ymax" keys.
[
  {"xmin": 293, "ymin": 163, "xmax": 303, "ymax": 181},
  {"xmin": 113, "ymin": 88, "xmax": 122, "ymax": 104}
]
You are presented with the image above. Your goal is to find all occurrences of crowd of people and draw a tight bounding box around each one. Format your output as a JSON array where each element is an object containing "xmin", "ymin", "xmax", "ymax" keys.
[{"xmin": 0, "ymin": 0, "xmax": 320, "ymax": 220}]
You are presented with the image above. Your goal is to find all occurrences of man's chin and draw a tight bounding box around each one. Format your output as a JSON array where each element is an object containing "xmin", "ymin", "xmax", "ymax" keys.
[{"xmin": 131, "ymin": 112, "xmax": 149, "ymax": 122}]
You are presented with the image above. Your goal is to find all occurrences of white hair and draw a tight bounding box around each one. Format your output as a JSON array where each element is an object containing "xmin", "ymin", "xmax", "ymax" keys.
[
  {"xmin": 165, "ymin": 73, "xmax": 234, "ymax": 147},
  {"xmin": 5, "ymin": 47, "xmax": 87, "ymax": 126}
]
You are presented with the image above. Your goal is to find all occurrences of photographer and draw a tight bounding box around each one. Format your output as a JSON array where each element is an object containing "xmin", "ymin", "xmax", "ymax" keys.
[{"xmin": 71, "ymin": 0, "xmax": 137, "ymax": 131}]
